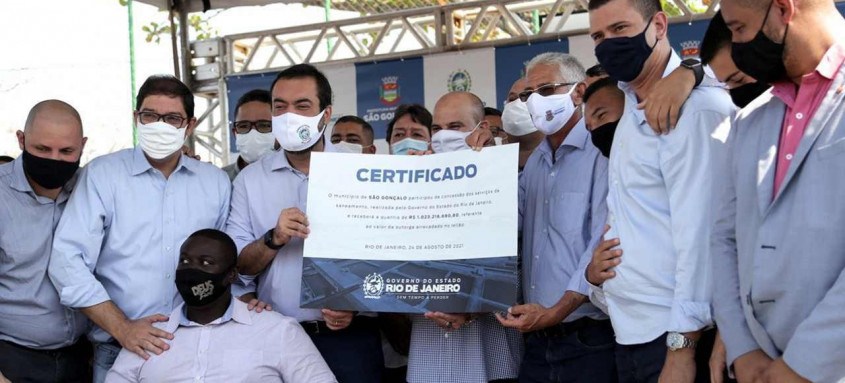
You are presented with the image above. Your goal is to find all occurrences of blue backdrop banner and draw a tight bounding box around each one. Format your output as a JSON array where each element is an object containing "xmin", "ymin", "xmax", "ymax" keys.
[{"xmin": 356, "ymin": 57, "xmax": 425, "ymax": 139}]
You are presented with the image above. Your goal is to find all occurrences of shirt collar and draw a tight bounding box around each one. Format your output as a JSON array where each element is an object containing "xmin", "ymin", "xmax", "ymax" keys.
[
  {"xmin": 771, "ymin": 42, "xmax": 845, "ymax": 107},
  {"xmin": 10, "ymin": 156, "xmax": 76, "ymax": 201},
  {"xmin": 177, "ymin": 296, "xmax": 252, "ymax": 327},
  {"xmin": 619, "ymin": 51, "xmax": 682, "ymax": 125},
  {"xmin": 537, "ymin": 117, "xmax": 589, "ymax": 163},
  {"xmin": 130, "ymin": 146, "xmax": 196, "ymax": 176}
]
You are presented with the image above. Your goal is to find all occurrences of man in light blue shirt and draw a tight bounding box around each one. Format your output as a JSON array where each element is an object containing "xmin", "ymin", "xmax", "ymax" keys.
[
  {"xmin": 496, "ymin": 53, "xmax": 614, "ymax": 383},
  {"xmin": 0, "ymin": 100, "xmax": 89, "ymax": 382},
  {"xmin": 226, "ymin": 64, "xmax": 384, "ymax": 383},
  {"xmin": 586, "ymin": 0, "xmax": 733, "ymax": 381},
  {"xmin": 48, "ymin": 75, "xmax": 231, "ymax": 383}
]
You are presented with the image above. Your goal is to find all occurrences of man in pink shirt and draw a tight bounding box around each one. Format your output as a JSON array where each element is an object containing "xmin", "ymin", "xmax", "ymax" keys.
[{"xmin": 714, "ymin": 0, "xmax": 845, "ymax": 381}]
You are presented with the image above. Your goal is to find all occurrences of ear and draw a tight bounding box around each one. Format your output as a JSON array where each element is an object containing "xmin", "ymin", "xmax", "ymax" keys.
[
  {"xmin": 226, "ymin": 266, "xmax": 238, "ymax": 284},
  {"xmin": 478, "ymin": 119, "xmax": 490, "ymax": 130},
  {"xmin": 571, "ymin": 82, "xmax": 588, "ymax": 107},
  {"xmin": 653, "ymin": 11, "xmax": 669, "ymax": 41},
  {"xmin": 16, "ymin": 130, "xmax": 25, "ymax": 152},
  {"xmin": 773, "ymin": 0, "xmax": 795, "ymax": 24},
  {"xmin": 366, "ymin": 145, "xmax": 377, "ymax": 154},
  {"xmin": 185, "ymin": 117, "xmax": 198, "ymax": 139},
  {"xmin": 321, "ymin": 106, "xmax": 333, "ymax": 131},
  {"xmin": 81, "ymin": 137, "xmax": 89, "ymax": 153}
]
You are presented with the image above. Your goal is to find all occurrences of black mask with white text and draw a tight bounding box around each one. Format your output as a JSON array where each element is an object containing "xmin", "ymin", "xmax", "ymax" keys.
[{"xmin": 175, "ymin": 268, "xmax": 230, "ymax": 306}]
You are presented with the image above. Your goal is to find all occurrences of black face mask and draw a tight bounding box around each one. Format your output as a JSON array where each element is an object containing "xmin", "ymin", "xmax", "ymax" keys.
[
  {"xmin": 731, "ymin": 3, "xmax": 789, "ymax": 85},
  {"xmin": 22, "ymin": 150, "xmax": 79, "ymax": 190},
  {"xmin": 729, "ymin": 82, "xmax": 771, "ymax": 108},
  {"xmin": 590, "ymin": 120, "xmax": 619, "ymax": 158},
  {"xmin": 175, "ymin": 268, "xmax": 230, "ymax": 307},
  {"xmin": 595, "ymin": 18, "xmax": 657, "ymax": 83}
]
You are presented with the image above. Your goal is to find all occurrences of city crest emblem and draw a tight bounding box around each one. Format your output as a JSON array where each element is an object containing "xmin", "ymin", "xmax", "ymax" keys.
[
  {"xmin": 680, "ymin": 40, "xmax": 701, "ymax": 60},
  {"xmin": 363, "ymin": 273, "xmax": 385, "ymax": 298},
  {"xmin": 447, "ymin": 69, "xmax": 472, "ymax": 92},
  {"xmin": 545, "ymin": 110, "xmax": 554, "ymax": 121},
  {"xmin": 380, "ymin": 76, "xmax": 401, "ymax": 106}
]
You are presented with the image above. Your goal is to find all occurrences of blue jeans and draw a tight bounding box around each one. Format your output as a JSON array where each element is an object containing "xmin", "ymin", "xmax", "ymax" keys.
[
  {"xmin": 518, "ymin": 318, "xmax": 617, "ymax": 383},
  {"xmin": 0, "ymin": 339, "xmax": 89, "ymax": 383},
  {"xmin": 93, "ymin": 342, "xmax": 122, "ymax": 383}
]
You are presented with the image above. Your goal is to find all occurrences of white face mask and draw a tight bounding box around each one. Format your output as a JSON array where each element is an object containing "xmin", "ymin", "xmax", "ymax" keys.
[
  {"xmin": 431, "ymin": 121, "xmax": 480, "ymax": 153},
  {"xmin": 502, "ymin": 99, "xmax": 537, "ymax": 136},
  {"xmin": 272, "ymin": 110, "xmax": 326, "ymax": 152},
  {"xmin": 137, "ymin": 121, "xmax": 187, "ymax": 160},
  {"xmin": 236, "ymin": 130, "xmax": 276, "ymax": 163},
  {"xmin": 494, "ymin": 137, "xmax": 504, "ymax": 146},
  {"xmin": 333, "ymin": 141, "xmax": 365, "ymax": 154},
  {"xmin": 526, "ymin": 86, "xmax": 578, "ymax": 136}
]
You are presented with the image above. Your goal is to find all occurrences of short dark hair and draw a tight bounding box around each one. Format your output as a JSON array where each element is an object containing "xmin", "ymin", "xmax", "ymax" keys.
[
  {"xmin": 588, "ymin": 0, "xmax": 662, "ymax": 20},
  {"xmin": 184, "ymin": 229, "xmax": 238, "ymax": 269},
  {"xmin": 0, "ymin": 155, "xmax": 13, "ymax": 164},
  {"xmin": 700, "ymin": 11, "xmax": 731, "ymax": 65},
  {"xmin": 235, "ymin": 89, "xmax": 271, "ymax": 111},
  {"xmin": 136, "ymin": 75, "xmax": 195, "ymax": 119},
  {"xmin": 386, "ymin": 104, "xmax": 432, "ymax": 142},
  {"xmin": 583, "ymin": 76, "xmax": 621, "ymax": 104},
  {"xmin": 586, "ymin": 64, "xmax": 607, "ymax": 78},
  {"xmin": 270, "ymin": 64, "xmax": 332, "ymax": 110},
  {"xmin": 335, "ymin": 115, "xmax": 374, "ymax": 144},
  {"xmin": 484, "ymin": 107, "xmax": 502, "ymax": 117}
]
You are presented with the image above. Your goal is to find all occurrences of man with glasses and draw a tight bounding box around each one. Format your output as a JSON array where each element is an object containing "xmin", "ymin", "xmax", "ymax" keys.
[
  {"xmin": 49, "ymin": 75, "xmax": 233, "ymax": 383},
  {"xmin": 495, "ymin": 52, "xmax": 614, "ymax": 383},
  {"xmin": 483, "ymin": 107, "xmax": 507, "ymax": 145},
  {"xmin": 223, "ymin": 89, "xmax": 277, "ymax": 182}
]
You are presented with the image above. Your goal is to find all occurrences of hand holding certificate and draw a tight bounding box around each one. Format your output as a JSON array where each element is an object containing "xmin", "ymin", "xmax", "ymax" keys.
[{"xmin": 300, "ymin": 144, "xmax": 519, "ymax": 313}]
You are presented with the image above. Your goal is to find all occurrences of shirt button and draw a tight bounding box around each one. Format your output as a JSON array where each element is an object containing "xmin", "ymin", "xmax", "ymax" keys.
[
  {"xmin": 544, "ymin": 200, "xmax": 549, "ymax": 204},
  {"xmin": 531, "ymin": 285, "xmax": 535, "ymax": 289},
  {"xmin": 534, "ymin": 256, "xmax": 539, "ymax": 259},
  {"xmin": 542, "ymin": 229, "xmax": 547, "ymax": 233},
  {"xmin": 165, "ymin": 274, "xmax": 171, "ymax": 279},
  {"xmin": 796, "ymin": 112, "xmax": 804, "ymax": 120},
  {"xmin": 550, "ymin": 172, "xmax": 556, "ymax": 177},
  {"xmin": 785, "ymin": 153, "xmax": 793, "ymax": 160},
  {"xmin": 165, "ymin": 246, "xmax": 172, "ymax": 251}
]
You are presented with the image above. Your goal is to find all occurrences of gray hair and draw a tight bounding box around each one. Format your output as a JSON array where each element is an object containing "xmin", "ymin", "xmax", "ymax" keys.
[{"xmin": 525, "ymin": 52, "xmax": 586, "ymax": 84}]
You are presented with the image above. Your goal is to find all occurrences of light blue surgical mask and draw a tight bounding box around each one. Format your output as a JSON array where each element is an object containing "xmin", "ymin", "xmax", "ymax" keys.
[{"xmin": 391, "ymin": 137, "xmax": 430, "ymax": 155}]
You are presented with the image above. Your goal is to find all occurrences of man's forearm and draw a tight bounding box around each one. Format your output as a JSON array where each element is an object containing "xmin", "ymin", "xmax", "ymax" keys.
[
  {"xmin": 237, "ymin": 238, "xmax": 277, "ymax": 276},
  {"xmin": 82, "ymin": 300, "xmax": 130, "ymax": 340},
  {"xmin": 550, "ymin": 290, "xmax": 589, "ymax": 323}
]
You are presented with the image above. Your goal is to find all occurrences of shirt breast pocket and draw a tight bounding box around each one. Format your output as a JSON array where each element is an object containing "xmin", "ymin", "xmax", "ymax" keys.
[{"xmin": 550, "ymin": 192, "xmax": 587, "ymax": 235}]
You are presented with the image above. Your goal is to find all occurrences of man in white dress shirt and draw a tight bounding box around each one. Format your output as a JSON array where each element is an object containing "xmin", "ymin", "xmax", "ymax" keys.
[
  {"xmin": 586, "ymin": 0, "xmax": 734, "ymax": 381},
  {"xmin": 106, "ymin": 229, "xmax": 336, "ymax": 383}
]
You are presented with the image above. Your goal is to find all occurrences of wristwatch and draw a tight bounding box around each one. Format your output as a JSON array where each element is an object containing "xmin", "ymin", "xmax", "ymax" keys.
[
  {"xmin": 680, "ymin": 58, "xmax": 704, "ymax": 88},
  {"xmin": 666, "ymin": 332, "xmax": 698, "ymax": 351},
  {"xmin": 263, "ymin": 228, "xmax": 284, "ymax": 250}
]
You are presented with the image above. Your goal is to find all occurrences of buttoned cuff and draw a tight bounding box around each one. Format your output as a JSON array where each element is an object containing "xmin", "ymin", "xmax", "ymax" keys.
[
  {"xmin": 667, "ymin": 300, "xmax": 712, "ymax": 334},
  {"xmin": 60, "ymin": 282, "xmax": 111, "ymax": 309},
  {"xmin": 234, "ymin": 273, "xmax": 257, "ymax": 296},
  {"xmin": 584, "ymin": 273, "xmax": 609, "ymax": 314}
]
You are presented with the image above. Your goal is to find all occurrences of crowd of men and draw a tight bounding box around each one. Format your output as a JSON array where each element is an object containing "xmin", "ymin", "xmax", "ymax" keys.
[{"xmin": 1, "ymin": 0, "xmax": 844, "ymax": 381}]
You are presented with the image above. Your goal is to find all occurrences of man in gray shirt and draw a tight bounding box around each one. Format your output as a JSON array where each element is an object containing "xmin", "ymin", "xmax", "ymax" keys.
[{"xmin": 0, "ymin": 100, "xmax": 89, "ymax": 382}]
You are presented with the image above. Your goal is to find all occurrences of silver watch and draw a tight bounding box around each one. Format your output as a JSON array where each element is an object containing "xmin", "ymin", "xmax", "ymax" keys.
[{"xmin": 666, "ymin": 332, "xmax": 698, "ymax": 351}]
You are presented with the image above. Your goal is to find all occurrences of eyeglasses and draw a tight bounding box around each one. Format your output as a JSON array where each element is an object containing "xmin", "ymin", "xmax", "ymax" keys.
[
  {"xmin": 136, "ymin": 111, "xmax": 187, "ymax": 127},
  {"xmin": 518, "ymin": 82, "xmax": 575, "ymax": 102},
  {"xmin": 233, "ymin": 120, "xmax": 272, "ymax": 134}
]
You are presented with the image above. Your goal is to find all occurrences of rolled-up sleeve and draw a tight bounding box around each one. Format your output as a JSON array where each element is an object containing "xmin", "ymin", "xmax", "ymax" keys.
[
  {"xmin": 48, "ymin": 164, "xmax": 111, "ymax": 309},
  {"xmin": 226, "ymin": 172, "xmax": 258, "ymax": 293},
  {"xmin": 567, "ymin": 154, "xmax": 608, "ymax": 297},
  {"xmin": 659, "ymin": 110, "xmax": 728, "ymax": 333}
]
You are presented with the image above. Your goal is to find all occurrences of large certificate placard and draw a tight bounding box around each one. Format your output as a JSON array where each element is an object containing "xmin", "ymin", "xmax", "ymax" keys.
[{"xmin": 300, "ymin": 145, "xmax": 519, "ymax": 313}]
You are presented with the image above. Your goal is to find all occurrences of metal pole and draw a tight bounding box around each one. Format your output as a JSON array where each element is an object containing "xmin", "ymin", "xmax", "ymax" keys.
[
  {"xmin": 324, "ymin": 0, "xmax": 333, "ymax": 53},
  {"xmin": 178, "ymin": 5, "xmax": 192, "ymax": 89},
  {"xmin": 169, "ymin": 3, "xmax": 181, "ymax": 79},
  {"xmin": 128, "ymin": 0, "xmax": 138, "ymax": 145}
]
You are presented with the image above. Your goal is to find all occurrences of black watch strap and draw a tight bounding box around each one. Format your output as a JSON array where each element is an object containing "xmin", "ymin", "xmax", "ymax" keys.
[
  {"xmin": 263, "ymin": 228, "xmax": 284, "ymax": 250},
  {"xmin": 681, "ymin": 58, "xmax": 704, "ymax": 88}
]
